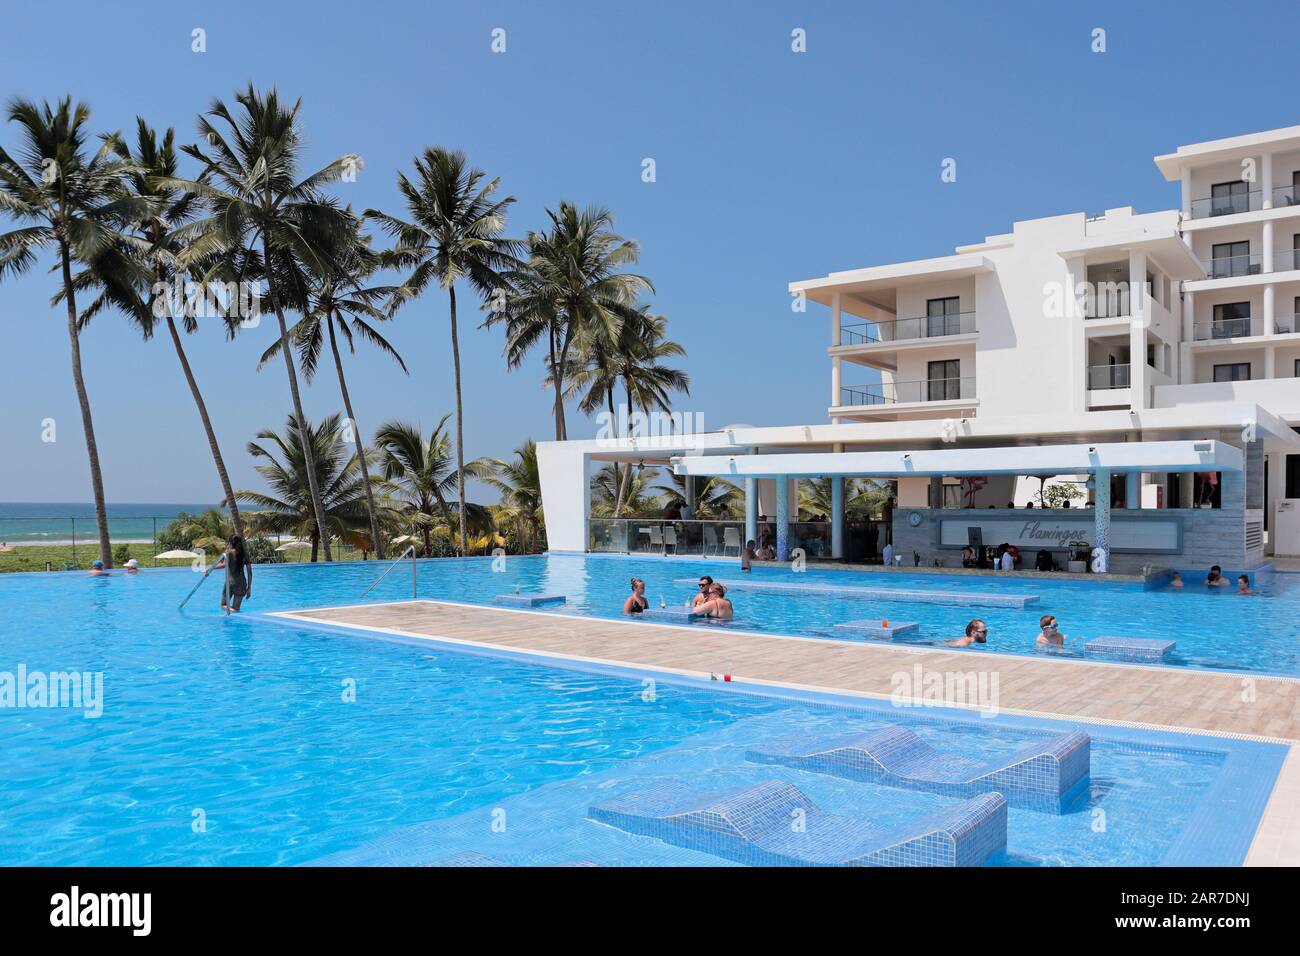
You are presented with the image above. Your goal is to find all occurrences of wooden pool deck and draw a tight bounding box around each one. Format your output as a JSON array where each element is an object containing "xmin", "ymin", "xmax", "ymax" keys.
[{"xmin": 276, "ymin": 598, "xmax": 1300, "ymax": 865}]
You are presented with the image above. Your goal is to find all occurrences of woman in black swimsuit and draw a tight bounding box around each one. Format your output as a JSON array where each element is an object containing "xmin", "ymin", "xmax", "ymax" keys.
[
  {"xmin": 209, "ymin": 535, "xmax": 253, "ymax": 613},
  {"xmin": 623, "ymin": 577, "xmax": 648, "ymax": 614}
]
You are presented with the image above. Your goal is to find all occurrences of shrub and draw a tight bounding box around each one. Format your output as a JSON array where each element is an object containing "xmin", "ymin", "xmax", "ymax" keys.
[
  {"xmin": 112, "ymin": 544, "xmax": 132, "ymax": 565},
  {"xmin": 246, "ymin": 537, "xmax": 282, "ymax": 565}
]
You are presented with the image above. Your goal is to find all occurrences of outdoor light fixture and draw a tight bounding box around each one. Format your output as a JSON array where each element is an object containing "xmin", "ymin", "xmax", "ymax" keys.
[
  {"xmin": 1193, "ymin": 441, "xmax": 1212, "ymax": 452},
  {"xmin": 1088, "ymin": 446, "xmax": 1096, "ymax": 453}
]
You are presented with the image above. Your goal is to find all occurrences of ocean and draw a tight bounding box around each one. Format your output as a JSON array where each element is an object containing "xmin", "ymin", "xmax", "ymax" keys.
[{"xmin": 0, "ymin": 502, "xmax": 219, "ymax": 546}]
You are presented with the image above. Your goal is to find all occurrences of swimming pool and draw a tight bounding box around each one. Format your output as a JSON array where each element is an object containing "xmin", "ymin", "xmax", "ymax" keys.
[
  {"xmin": 265, "ymin": 551, "xmax": 1294, "ymax": 675},
  {"xmin": 0, "ymin": 560, "xmax": 1286, "ymax": 866}
]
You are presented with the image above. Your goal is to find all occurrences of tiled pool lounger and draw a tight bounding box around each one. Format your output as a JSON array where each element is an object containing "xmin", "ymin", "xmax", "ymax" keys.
[
  {"xmin": 493, "ymin": 593, "xmax": 567, "ymax": 607},
  {"xmin": 670, "ymin": 578, "xmax": 1039, "ymax": 609},
  {"xmin": 1085, "ymin": 637, "xmax": 1176, "ymax": 661},
  {"xmin": 749, "ymin": 727, "xmax": 1090, "ymax": 812},
  {"xmin": 588, "ymin": 780, "xmax": 1008, "ymax": 867}
]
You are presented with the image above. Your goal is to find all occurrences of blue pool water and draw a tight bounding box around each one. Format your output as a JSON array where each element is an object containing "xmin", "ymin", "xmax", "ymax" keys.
[{"xmin": 0, "ymin": 559, "xmax": 1287, "ymax": 866}]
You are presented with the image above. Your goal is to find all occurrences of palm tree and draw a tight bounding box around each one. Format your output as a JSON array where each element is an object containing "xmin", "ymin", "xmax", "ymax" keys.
[
  {"xmin": 258, "ymin": 212, "xmax": 405, "ymax": 560},
  {"xmin": 568, "ymin": 302, "xmax": 688, "ymax": 515},
  {"xmin": 238, "ymin": 412, "xmax": 374, "ymax": 562},
  {"xmin": 173, "ymin": 507, "xmax": 238, "ymax": 556},
  {"xmin": 591, "ymin": 463, "xmax": 660, "ymax": 518},
  {"xmin": 0, "ymin": 97, "xmax": 151, "ymax": 568},
  {"xmin": 68, "ymin": 119, "xmax": 247, "ymax": 538},
  {"xmin": 374, "ymin": 416, "xmax": 496, "ymax": 558},
  {"xmin": 799, "ymin": 477, "xmax": 892, "ymax": 520},
  {"xmin": 163, "ymin": 85, "xmax": 357, "ymax": 561},
  {"xmin": 366, "ymin": 148, "xmax": 517, "ymax": 559},
  {"xmin": 658, "ymin": 472, "xmax": 743, "ymax": 519},
  {"xmin": 490, "ymin": 202, "xmax": 651, "ymax": 443},
  {"xmin": 483, "ymin": 439, "xmax": 543, "ymax": 553}
]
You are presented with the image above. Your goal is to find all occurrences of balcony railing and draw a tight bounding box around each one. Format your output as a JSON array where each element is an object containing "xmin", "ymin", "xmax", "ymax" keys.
[
  {"xmin": 840, "ymin": 376, "xmax": 974, "ymax": 406},
  {"xmin": 1087, "ymin": 363, "xmax": 1131, "ymax": 390},
  {"xmin": 840, "ymin": 311, "xmax": 976, "ymax": 345},
  {"xmin": 588, "ymin": 518, "xmax": 840, "ymax": 559},
  {"xmin": 1272, "ymin": 184, "xmax": 1300, "ymax": 208},
  {"xmin": 1273, "ymin": 248, "xmax": 1300, "ymax": 272},
  {"xmin": 1193, "ymin": 316, "xmax": 1257, "ymax": 340},
  {"xmin": 1084, "ymin": 286, "xmax": 1131, "ymax": 319},
  {"xmin": 1189, "ymin": 190, "xmax": 1262, "ymax": 220},
  {"xmin": 1276, "ymin": 314, "xmax": 1298, "ymax": 334},
  {"xmin": 1206, "ymin": 252, "xmax": 1262, "ymax": 279}
]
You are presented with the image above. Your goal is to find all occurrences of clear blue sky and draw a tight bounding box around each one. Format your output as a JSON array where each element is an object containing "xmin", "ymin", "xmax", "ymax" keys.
[{"xmin": 2, "ymin": 0, "xmax": 1298, "ymax": 504}]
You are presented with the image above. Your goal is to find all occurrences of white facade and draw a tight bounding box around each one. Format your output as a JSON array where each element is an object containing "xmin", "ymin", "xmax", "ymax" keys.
[{"xmin": 537, "ymin": 125, "xmax": 1300, "ymax": 567}]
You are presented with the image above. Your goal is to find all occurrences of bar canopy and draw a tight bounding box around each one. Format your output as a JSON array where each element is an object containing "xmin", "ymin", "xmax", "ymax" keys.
[{"xmin": 670, "ymin": 440, "xmax": 1241, "ymax": 479}]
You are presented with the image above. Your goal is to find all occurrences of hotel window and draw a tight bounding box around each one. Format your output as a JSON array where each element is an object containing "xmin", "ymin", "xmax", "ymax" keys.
[
  {"xmin": 925, "ymin": 297, "xmax": 960, "ymax": 337},
  {"xmin": 1212, "ymin": 362, "xmax": 1251, "ymax": 382},
  {"xmin": 927, "ymin": 359, "xmax": 960, "ymax": 401},
  {"xmin": 1210, "ymin": 180, "xmax": 1248, "ymax": 216},
  {"xmin": 1210, "ymin": 240, "xmax": 1252, "ymax": 278},
  {"xmin": 1212, "ymin": 301, "xmax": 1251, "ymax": 338}
]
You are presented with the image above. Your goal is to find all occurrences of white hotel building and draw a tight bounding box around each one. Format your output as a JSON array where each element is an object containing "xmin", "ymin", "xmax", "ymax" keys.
[{"xmin": 536, "ymin": 125, "xmax": 1300, "ymax": 573}]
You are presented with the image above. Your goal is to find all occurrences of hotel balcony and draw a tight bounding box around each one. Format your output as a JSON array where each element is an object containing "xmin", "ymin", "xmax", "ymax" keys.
[
  {"xmin": 839, "ymin": 311, "xmax": 977, "ymax": 346},
  {"xmin": 1187, "ymin": 184, "xmax": 1300, "ymax": 220},
  {"xmin": 833, "ymin": 376, "xmax": 976, "ymax": 421},
  {"xmin": 1193, "ymin": 313, "xmax": 1300, "ymax": 340}
]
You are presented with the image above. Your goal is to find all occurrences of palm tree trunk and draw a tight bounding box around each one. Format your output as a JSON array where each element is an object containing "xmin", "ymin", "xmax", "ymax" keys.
[
  {"xmin": 327, "ymin": 320, "xmax": 384, "ymax": 559},
  {"xmin": 609, "ymin": 387, "xmax": 628, "ymax": 518},
  {"xmin": 165, "ymin": 315, "xmax": 244, "ymax": 538},
  {"xmin": 262, "ymin": 234, "xmax": 331, "ymax": 560},
  {"xmin": 448, "ymin": 286, "xmax": 468, "ymax": 557},
  {"xmin": 548, "ymin": 326, "xmax": 566, "ymax": 441},
  {"xmin": 60, "ymin": 243, "xmax": 112, "ymax": 568}
]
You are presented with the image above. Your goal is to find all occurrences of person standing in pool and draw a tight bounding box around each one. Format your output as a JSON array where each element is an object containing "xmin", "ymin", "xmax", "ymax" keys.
[
  {"xmin": 740, "ymin": 540, "xmax": 756, "ymax": 573},
  {"xmin": 1206, "ymin": 565, "xmax": 1229, "ymax": 587},
  {"xmin": 1236, "ymin": 575, "xmax": 1255, "ymax": 595},
  {"xmin": 691, "ymin": 583, "xmax": 733, "ymax": 620},
  {"xmin": 1035, "ymin": 614, "xmax": 1067, "ymax": 647},
  {"xmin": 1169, "ymin": 571, "xmax": 1184, "ymax": 589},
  {"xmin": 623, "ymin": 577, "xmax": 648, "ymax": 614},
  {"xmin": 208, "ymin": 534, "xmax": 253, "ymax": 613},
  {"xmin": 691, "ymin": 575, "xmax": 715, "ymax": 608},
  {"xmin": 948, "ymin": 619, "xmax": 988, "ymax": 647}
]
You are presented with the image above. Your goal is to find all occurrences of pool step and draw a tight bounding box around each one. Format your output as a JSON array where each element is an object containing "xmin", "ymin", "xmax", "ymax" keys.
[
  {"xmin": 671, "ymin": 578, "xmax": 1038, "ymax": 609},
  {"xmin": 493, "ymin": 593, "xmax": 567, "ymax": 608}
]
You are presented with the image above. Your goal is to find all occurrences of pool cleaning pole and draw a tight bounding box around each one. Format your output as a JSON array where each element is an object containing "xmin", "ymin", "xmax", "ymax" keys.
[{"xmin": 178, "ymin": 571, "xmax": 209, "ymax": 610}]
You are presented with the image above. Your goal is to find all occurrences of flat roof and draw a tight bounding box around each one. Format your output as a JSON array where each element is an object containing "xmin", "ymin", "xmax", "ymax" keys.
[
  {"xmin": 1154, "ymin": 125, "xmax": 1300, "ymax": 181},
  {"xmin": 788, "ymin": 254, "xmax": 993, "ymax": 314}
]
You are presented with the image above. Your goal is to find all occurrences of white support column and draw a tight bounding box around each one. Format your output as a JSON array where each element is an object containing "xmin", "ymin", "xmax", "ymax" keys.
[
  {"xmin": 775, "ymin": 476, "xmax": 790, "ymax": 563},
  {"xmin": 1181, "ymin": 290, "xmax": 1195, "ymax": 380},
  {"xmin": 830, "ymin": 292, "xmax": 842, "ymax": 421},
  {"xmin": 1264, "ymin": 283, "xmax": 1276, "ymax": 337},
  {"xmin": 1128, "ymin": 249, "xmax": 1149, "ymax": 409},
  {"xmin": 1263, "ymin": 220, "xmax": 1274, "ymax": 274},
  {"xmin": 744, "ymin": 477, "xmax": 757, "ymax": 546},
  {"xmin": 1094, "ymin": 469, "xmax": 1112, "ymax": 561},
  {"xmin": 1180, "ymin": 167, "xmax": 1192, "ymax": 218},
  {"xmin": 1125, "ymin": 472, "xmax": 1140, "ymax": 510},
  {"xmin": 1262, "ymin": 152, "xmax": 1274, "ymax": 210},
  {"xmin": 1066, "ymin": 255, "xmax": 1088, "ymax": 413},
  {"xmin": 830, "ymin": 476, "xmax": 844, "ymax": 559}
]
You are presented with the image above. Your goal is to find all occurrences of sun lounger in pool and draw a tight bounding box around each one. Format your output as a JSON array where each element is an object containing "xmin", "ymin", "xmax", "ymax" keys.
[
  {"xmin": 1084, "ymin": 636, "xmax": 1175, "ymax": 661},
  {"xmin": 669, "ymin": 578, "xmax": 1038, "ymax": 609},
  {"xmin": 588, "ymin": 779, "xmax": 1006, "ymax": 867},
  {"xmin": 747, "ymin": 726, "xmax": 1090, "ymax": 813},
  {"xmin": 493, "ymin": 592, "xmax": 567, "ymax": 607},
  {"xmin": 834, "ymin": 619, "xmax": 920, "ymax": 639},
  {"xmin": 436, "ymin": 851, "xmax": 509, "ymax": 866}
]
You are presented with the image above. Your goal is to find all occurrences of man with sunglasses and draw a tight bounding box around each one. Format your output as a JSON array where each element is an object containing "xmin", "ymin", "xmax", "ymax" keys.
[
  {"xmin": 691, "ymin": 575, "xmax": 715, "ymax": 608},
  {"xmin": 948, "ymin": 619, "xmax": 988, "ymax": 647}
]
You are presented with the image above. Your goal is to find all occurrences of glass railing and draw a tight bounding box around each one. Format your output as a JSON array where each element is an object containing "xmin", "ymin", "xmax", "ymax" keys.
[
  {"xmin": 1087, "ymin": 363, "xmax": 1131, "ymax": 389},
  {"xmin": 1272, "ymin": 184, "xmax": 1300, "ymax": 208},
  {"xmin": 840, "ymin": 312, "xmax": 976, "ymax": 345},
  {"xmin": 1189, "ymin": 190, "xmax": 1262, "ymax": 219},
  {"xmin": 588, "ymin": 517, "xmax": 747, "ymax": 557},
  {"xmin": 1193, "ymin": 317, "xmax": 1256, "ymax": 340},
  {"xmin": 1207, "ymin": 253, "xmax": 1262, "ymax": 279},
  {"xmin": 1083, "ymin": 287, "xmax": 1131, "ymax": 319},
  {"xmin": 1275, "ymin": 314, "xmax": 1298, "ymax": 335},
  {"xmin": 1272, "ymin": 248, "xmax": 1300, "ymax": 273},
  {"xmin": 840, "ymin": 376, "xmax": 974, "ymax": 406}
]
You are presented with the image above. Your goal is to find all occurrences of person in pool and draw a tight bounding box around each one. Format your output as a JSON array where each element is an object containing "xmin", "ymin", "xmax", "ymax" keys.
[
  {"xmin": 1170, "ymin": 571, "xmax": 1183, "ymax": 589},
  {"xmin": 1035, "ymin": 614, "xmax": 1067, "ymax": 647},
  {"xmin": 740, "ymin": 540, "xmax": 756, "ymax": 572},
  {"xmin": 623, "ymin": 577, "xmax": 648, "ymax": 614},
  {"xmin": 948, "ymin": 619, "xmax": 988, "ymax": 647},
  {"xmin": 207, "ymin": 534, "xmax": 253, "ymax": 613},
  {"xmin": 691, "ymin": 583, "xmax": 733, "ymax": 620},
  {"xmin": 1236, "ymin": 575, "xmax": 1255, "ymax": 595},
  {"xmin": 88, "ymin": 560, "xmax": 109, "ymax": 576},
  {"xmin": 691, "ymin": 575, "xmax": 715, "ymax": 608},
  {"xmin": 1206, "ymin": 565, "xmax": 1229, "ymax": 587},
  {"xmin": 123, "ymin": 559, "xmax": 140, "ymax": 574}
]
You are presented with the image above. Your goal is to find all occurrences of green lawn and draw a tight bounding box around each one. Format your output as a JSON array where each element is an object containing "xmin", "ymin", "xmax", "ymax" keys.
[{"xmin": 0, "ymin": 542, "xmax": 372, "ymax": 573}]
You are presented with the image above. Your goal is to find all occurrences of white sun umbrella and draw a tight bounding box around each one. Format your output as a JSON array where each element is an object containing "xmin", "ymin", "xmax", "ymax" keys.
[
  {"xmin": 391, "ymin": 534, "xmax": 414, "ymax": 544},
  {"xmin": 155, "ymin": 549, "xmax": 201, "ymax": 559},
  {"xmin": 275, "ymin": 540, "xmax": 314, "ymax": 552}
]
